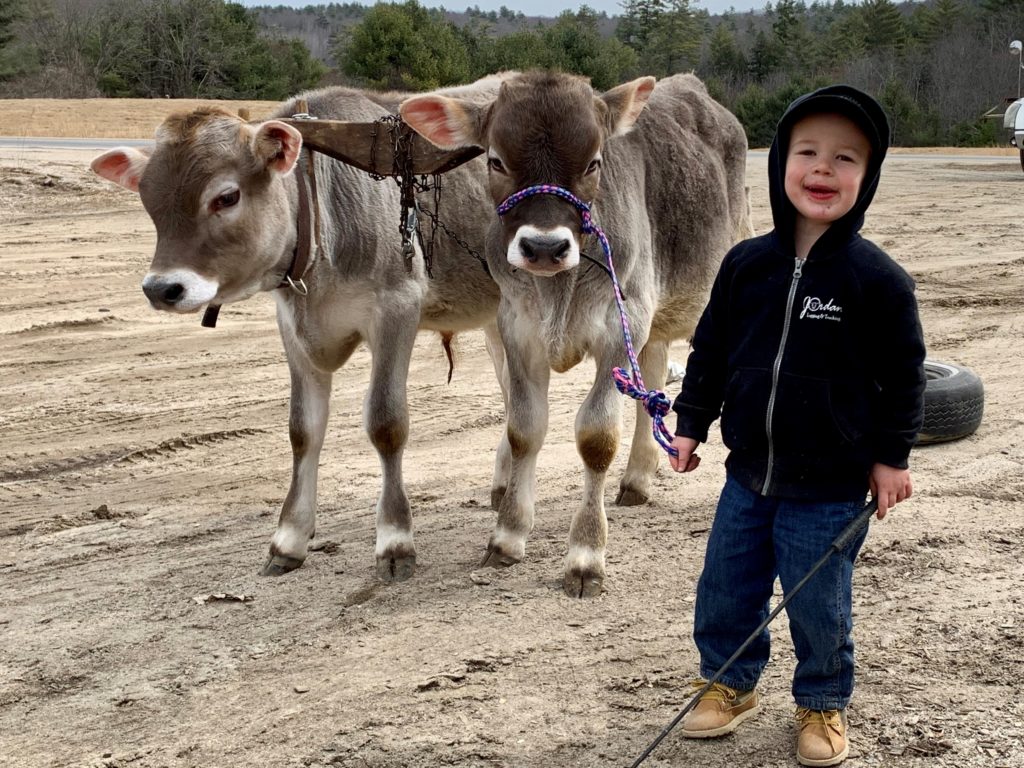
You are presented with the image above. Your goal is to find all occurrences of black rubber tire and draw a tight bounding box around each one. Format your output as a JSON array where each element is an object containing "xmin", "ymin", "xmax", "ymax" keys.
[
  {"xmin": 916, "ymin": 360, "xmax": 984, "ymax": 445},
  {"xmin": 1019, "ymin": 149, "xmax": 1024, "ymax": 173}
]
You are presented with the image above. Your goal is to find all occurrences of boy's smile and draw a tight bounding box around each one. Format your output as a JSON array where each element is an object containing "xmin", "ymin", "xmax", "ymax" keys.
[
  {"xmin": 784, "ymin": 112, "xmax": 870, "ymax": 242},
  {"xmin": 805, "ymin": 183, "xmax": 839, "ymax": 201}
]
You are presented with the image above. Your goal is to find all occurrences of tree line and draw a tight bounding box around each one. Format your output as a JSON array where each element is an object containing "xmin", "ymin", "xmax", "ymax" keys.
[{"xmin": 1, "ymin": 0, "xmax": 1023, "ymax": 146}]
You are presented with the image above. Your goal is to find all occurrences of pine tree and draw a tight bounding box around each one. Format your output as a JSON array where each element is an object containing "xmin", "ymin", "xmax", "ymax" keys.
[
  {"xmin": 337, "ymin": 0, "xmax": 471, "ymax": 91},
  {"xmin": 617, "ymin": 0, "xmax": 698, "ymax": 77},
  {"xmin": 0, "ymin": 0, "xmax": 20, "ymax": 80},
  {"xmin": 915, "ymin": 0, "xmax": 965, "ymax": 45},
  {"xmin": 616, "ymin": 0, "xmax": 665, "ymax": 51},
  {"xmin": 708, "ymin": 22, "xmax": 746, "ymax": 79},
  {"xmin": 543, "ymin": 8, "xmax": 638, "ymax": 90},
  {"xmin": 820, "ymin": 7, "xmax": 869, "ymax": 64},
  {"xmin": 859, "ymin": 0, "xmax": 906, "ymax": 52},
  {"xmin": 748, "ymin": 28, "xmax": 782, "ymax": 81},
  {"xmin": 0, "ymin": 0, "xmax": 18, "ymax": 50},
  {"xmin": 772, "ymin": 0, "xmax": 812, "ymax": 72},
  {"xmin": 645, "ymin": 0, "xmax": 699, "ymax": 75}
]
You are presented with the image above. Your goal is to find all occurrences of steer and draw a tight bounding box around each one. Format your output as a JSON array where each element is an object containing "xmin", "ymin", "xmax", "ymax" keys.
[
  {"xmin": 401, "ymin": 71, "xmax": 752, "ymax": 596},
  {"xmin": 91, "ymin": 79, "xmax": 508, "ymax": 581}
]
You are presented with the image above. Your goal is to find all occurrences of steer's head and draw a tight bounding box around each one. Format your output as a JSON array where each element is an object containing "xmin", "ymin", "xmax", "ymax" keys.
[
  {"xmin": 401, "ymin": 71, "xmax": 655, "ymax": 277},
  {"xmin": 91, "ymin": 108, "xmax": 302, "ymax": 313}
]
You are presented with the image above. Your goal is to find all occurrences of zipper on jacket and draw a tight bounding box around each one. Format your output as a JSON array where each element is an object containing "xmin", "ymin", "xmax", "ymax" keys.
[{"xmin": 762, "ymin": 257, "xmax": 805, "ymax": 495}]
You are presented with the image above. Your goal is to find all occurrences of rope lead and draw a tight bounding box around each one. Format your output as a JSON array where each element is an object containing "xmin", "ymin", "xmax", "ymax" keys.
[{"xmin": 497, "ymin": 184, "xmax": 679, "ymax": 458}]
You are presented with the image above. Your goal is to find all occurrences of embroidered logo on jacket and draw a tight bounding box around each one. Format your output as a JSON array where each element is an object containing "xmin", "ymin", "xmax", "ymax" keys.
[{"xmin": 800, "ymin": 296, "xmax": 842, "ymax": 322}]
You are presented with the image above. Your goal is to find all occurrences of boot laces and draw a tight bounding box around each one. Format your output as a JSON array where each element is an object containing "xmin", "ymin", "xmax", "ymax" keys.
[
  {"xmin": 796, "ymin": 707, "xmax": 845, "ymax": 751},
  {"xmin": 689, "ymin": 679, "xmax": 740, "ymax": 703}
]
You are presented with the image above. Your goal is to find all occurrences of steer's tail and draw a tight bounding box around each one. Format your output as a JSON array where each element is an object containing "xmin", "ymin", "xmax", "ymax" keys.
[{"xmin": 440, "ymin": 331, "xmax": 456, "ymax": 384}]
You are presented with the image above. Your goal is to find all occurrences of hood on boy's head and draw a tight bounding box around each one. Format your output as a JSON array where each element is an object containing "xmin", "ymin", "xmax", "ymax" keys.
[{"xmin": 768, "ymin": 85, "xmax": 891, "ymax": 252}]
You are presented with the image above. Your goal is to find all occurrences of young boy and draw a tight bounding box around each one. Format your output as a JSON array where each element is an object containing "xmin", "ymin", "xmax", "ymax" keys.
[{"xmin": 668, "ymin": 85, "xmax": 926, "ymax": 766}]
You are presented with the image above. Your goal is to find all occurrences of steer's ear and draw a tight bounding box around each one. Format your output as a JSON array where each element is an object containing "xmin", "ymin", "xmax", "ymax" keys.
[
  {"xmin": 252, "ymin": 120, "xmax": 303, "ymax": 175},
  {"xmin": 400, "ymin": 95, "xmax": 484, "ymax": 149},
  {"xmin": 600, "ymin": 76, "xmax": 657, "ymax": 137},
  {"xmin": 90, "ymin": 147, "xmax": 151, "ymax": 193}
]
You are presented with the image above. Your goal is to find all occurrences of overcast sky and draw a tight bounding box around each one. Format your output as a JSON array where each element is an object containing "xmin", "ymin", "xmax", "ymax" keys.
[{"xmin": 242, "ymin": 0, "xmax": 773, "ymax": 19}]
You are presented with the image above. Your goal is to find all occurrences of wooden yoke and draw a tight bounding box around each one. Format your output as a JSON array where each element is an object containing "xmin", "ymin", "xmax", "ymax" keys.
[{"xmin": 279, "ymin": 105, "xmax": 482, "ymax": 177}]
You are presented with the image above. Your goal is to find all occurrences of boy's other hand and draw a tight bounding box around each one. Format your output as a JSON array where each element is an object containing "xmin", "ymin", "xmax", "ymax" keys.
[
  {"xmin": 869, "ymin": 463, "xmax": 912, "ymax": 519},
  {"xmin": 669, "ymin": 436, "xmax": 701, "ymax": 473}
]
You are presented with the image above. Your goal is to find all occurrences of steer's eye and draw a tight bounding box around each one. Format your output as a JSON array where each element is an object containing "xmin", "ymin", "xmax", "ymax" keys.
[
  {"xmin": 586, "ymin": 158, "xmax": 601, "ymax": 175},
  {"xmin": 212, "ymin": 189, "xmax": 240, "ymax": 212},
  {"xmin": 487, "ymin": 157, "xmax": 506, "ymax": 174}
]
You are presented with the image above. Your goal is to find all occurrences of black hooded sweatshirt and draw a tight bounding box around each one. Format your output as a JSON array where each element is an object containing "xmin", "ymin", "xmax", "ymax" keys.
[{"xmin": 672, "ymin": 85, "xmax": 927, "ymax": 501}]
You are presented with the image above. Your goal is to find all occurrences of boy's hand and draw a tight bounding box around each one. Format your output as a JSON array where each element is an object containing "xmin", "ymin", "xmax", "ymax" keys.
[
  {"xmin": 869, "ymin": 463, "xmax": 912, "ymax": 519},
  {"xmin": 669, "ymin": 436, "xmax": 701, "ymax": 473}
]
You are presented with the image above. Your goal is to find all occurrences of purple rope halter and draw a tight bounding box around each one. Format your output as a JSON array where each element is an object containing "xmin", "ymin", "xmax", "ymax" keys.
[{"xmin": 497, "ymin": 184, "xmax": 678, "ymax": 458}]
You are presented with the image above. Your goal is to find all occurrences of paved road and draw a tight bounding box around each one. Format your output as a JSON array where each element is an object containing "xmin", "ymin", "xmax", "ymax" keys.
[{"xmin": 0, "ymin": 136, "xmax": 153, "ymax": 150}]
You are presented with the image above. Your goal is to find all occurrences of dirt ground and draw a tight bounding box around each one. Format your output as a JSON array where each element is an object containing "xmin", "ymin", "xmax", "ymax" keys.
[{"xmin": 1, "ymin": 106, "xmax": 1023, "ymax": 768}]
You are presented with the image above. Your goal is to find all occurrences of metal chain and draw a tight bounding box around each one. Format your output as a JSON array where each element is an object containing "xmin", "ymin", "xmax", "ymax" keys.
[
  {"xmin": 367, "ymin": 115, "xmax": 489, "ymax": 277},
  {"xmin": 415, "ymin": 174, "xmax": 490, "ymax": 277},
  {"xmin": 368, "ymin": 118, "xmax": 384, "ymax": 182}
]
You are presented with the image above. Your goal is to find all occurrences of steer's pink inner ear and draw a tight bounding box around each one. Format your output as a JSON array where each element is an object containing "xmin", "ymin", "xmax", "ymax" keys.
[
  {"xmin": 400, "ymin": 96, "xmax": 476, "ymax": 149},
  {"xmin": 601, "ymin": 76, "xmax": 657, "ymax": 137},
  {"xmin": 253, "ymin": 120, "xmax": 303, "ymax": 175},
  {"xmin": 90, "ymin": 147, "xmax": 150, "ymax": 192}
]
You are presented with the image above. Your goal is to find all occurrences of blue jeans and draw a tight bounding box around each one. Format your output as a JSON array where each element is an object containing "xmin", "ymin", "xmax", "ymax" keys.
[{"xmin": 693, "ymin": 474, "xmax": 869, "ymax": 710}]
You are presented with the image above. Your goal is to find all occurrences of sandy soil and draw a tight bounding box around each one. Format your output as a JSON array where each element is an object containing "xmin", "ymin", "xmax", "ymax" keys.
[{"xmin": 1, "ymin": 108, "xmax": 1022, "ymax": 768}]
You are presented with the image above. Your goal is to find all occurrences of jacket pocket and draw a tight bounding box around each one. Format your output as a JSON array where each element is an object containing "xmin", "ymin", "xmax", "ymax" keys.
[
  {"xmin": 771, "ymin": 373, "xmax": 862, "ymax": 457},
  {"xmin": 720, "ymin": 367, "xmax": 772, "ymax": 454}
]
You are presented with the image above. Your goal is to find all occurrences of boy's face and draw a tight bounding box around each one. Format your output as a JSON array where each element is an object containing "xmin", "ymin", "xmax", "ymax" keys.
[{"xmin": 784, "ymin": 112, "xmax": 871, "ymax": 229}]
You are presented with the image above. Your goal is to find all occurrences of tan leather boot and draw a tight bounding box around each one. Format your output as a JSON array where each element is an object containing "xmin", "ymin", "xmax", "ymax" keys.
[
  {"xmin": 796, "ymin": 707, "xmax": 849, "ymax": 766},
  {"xmin": 679, "ymin": 680, "xmax": 761, "ymax": 738}
]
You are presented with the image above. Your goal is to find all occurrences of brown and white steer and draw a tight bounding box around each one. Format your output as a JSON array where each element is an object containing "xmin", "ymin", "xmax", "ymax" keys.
[
  {"xmin": 91, "ymin": 80, "xmax": 510, "ymax": 581},
  {"xmin": 401, "ymin": 72, "xmax": 752, "ymax": 596}
]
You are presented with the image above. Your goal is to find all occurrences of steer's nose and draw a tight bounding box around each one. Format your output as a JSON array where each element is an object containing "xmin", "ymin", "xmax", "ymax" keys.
[
  {"xmin": 519, "ymin": 234, "xmax": 572, "ymax": 265},
  {"xmin": 142, "ymin": 277, "xmax": 186, "ymax": 308}
]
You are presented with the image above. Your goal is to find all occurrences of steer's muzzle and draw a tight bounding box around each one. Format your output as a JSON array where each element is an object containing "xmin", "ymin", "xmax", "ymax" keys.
[
  {"xmin": 520, "ymin": 233, "xmax": 572, "ymax": 265},
  {"xmin": 507, "ymin": 225, "xmax": 580, "ymax": 275},
  {"xmin": 141, "ymin": 269, "xmax": 219, "ymax": 312},
  {"xmin": 142, "ymin": 277, "xmax": 185, "ymax": 308}
]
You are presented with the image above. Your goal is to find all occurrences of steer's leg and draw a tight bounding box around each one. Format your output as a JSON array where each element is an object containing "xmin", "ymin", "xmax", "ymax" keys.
[
  {"xmin": 483, "ymin": 321, "xmax": 512, "ymax": 510},
  {"xmin": 483, "ymin": 308, "xmax": 549, "ymax": 568},
  {"xmin": 263, "ymin": 353, "xmax": 333, "ymax": 576},
  {"xmin": 366, "ymin": 308, "xmax": 419, "ymax": 583},
  {"xmin": 564, "ymin": 346, "xmax": 623, "ymax": 598},
  {"xmin": 617, "ymin": 339, "xmax": 669, "ymax": 506}
]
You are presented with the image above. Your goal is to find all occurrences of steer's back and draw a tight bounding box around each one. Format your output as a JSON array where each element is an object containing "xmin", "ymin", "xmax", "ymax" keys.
[
  {"xmin": 603, "ymin": 73, "xmax": 750, "ymax": 341},
  {"xmin": 639, "ymin": 73, "xmax": 749, "ymax": 239}
]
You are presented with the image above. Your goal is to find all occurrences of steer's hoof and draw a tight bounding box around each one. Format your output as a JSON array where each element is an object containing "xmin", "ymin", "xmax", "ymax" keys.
[
  {"xmin": 260, "ymin": 554, "xmax": 304, "ymax": 577},
  {"xmin": 563, "ymin": 569, "xmax": 605, "ymax": 598},
  {"xmin": 615, "ymin": 484, "xmax": 650, "ymax": 507},
  {"xmin": 376, "ymin": 554, "xmax": 416, "ymax": 583},
  {"xmin": 481, "ymin": 544, "xmax": 521, "ymax": 569}
]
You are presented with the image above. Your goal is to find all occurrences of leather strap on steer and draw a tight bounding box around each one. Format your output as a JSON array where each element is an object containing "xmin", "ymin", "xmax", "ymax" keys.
[
  {"xmin": 201, "ymin": 148, "xmax": 322, "ymax": 329},
  {"xmin": 285, "ymin": 148, "xmax": 324, "ymax": 292}
]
